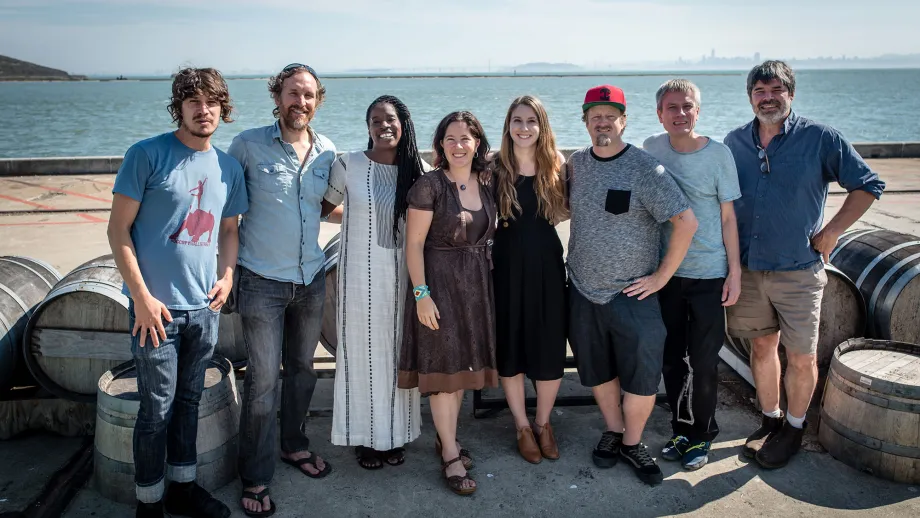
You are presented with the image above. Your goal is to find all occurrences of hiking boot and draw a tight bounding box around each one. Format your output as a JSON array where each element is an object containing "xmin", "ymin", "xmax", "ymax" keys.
[
  {"xmin": 681, "ymin": 441, "xmax": 711, "ymax": 471},
  {"xmin": 756, "ymin": 420, "xmax": 806, "ymax": 469},
  {"xmin": 661, "ymin": 435, "xmax": 689, "ymax": 462},
  {"xmin": 592, "ymin": 431, "xmax": 623, "ymax": 468},
  {"xmin": 742, "ymin": 412, "xmax": 784, "ymax": 459},
  {"xmin": 136, "ymin": 500, "xmax": 163, "ymax": 518},
  {"xmin": 619, "ymin": 443, "xmax": 664, "ymax": 486},
  {"xmin": 163, "ymin": 481, "xmax": 230, "ymax": 518}
]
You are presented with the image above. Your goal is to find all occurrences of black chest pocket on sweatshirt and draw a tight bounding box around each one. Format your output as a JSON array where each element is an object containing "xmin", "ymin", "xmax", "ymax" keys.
[{"xmin": 605, "ymin": 189, "xmax": 631, "ymax": 215}]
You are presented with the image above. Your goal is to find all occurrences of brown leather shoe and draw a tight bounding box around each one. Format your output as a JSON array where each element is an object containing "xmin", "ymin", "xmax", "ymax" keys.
[
  {"xmin": 535, "ymin": 422, "xmax": 559, "ymax": 460},
  {"xmin": 743, "ymin": 412, "xmax": 784, "ymax": 458},
  {"xmin": 517, "ymin": 427, "xmax": 543, "ymax": 464},
  {"xmin": 756, "ymin": 420, "xmax": 806, "ymax": 469}
]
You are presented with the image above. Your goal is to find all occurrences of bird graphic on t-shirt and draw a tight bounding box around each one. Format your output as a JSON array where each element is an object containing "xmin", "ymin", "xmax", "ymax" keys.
[{"xmin": 169, "ymin": 178, "xmax": 215, "ymax": 245}]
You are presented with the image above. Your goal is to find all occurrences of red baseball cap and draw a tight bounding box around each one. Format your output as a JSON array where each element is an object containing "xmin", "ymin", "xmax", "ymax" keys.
[{"xmin": 583, "ymin": 85, "xmax": 626, "ymax": 113}]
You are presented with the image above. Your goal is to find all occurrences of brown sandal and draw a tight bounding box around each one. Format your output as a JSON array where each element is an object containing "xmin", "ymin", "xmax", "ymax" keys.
[
  {"xmin": 435, "ymin": 433, "xmax": 473, "ymax": 470},
  {"xmin": 441, "ymin": 456, "xmax": 476, "ymax": 496}
]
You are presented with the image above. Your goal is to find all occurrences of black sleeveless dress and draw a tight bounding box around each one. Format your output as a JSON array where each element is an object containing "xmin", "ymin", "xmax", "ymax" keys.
[{"xmin": 492, "ymin": 175, "xmax": 567, "ymax": 380}]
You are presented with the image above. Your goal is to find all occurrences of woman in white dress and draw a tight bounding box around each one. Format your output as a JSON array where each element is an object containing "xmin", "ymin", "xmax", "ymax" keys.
[{"xmin": 323, "ymin": 95, "xmax": 426, "ymax": 469}]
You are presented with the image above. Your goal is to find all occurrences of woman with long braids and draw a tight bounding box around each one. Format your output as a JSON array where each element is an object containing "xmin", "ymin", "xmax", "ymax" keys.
[
  {"xmin": 399, "ymin": 111, "xmax": 498, "ymax": 496},
  {"xmin": 323, "ymin": 95, "xmax": 428, "ymax": 470},
  {"xmin": 490, "ymin": 95, "xmax": 568, "ymax": 464}
]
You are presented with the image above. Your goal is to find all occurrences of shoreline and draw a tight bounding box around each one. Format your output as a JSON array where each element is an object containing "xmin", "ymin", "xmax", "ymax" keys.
[{"xmin": 3, "ymin": 67, "xmax": 920, "ymax": 83}]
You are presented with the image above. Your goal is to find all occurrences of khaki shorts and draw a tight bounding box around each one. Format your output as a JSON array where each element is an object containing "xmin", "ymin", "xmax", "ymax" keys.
[{"xmin": 726, "ymin": 262, "xmax": 827, "ymax": 355}]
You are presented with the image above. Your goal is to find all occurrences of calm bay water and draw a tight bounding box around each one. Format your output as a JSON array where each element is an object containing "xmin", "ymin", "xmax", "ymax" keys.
[{"xmin": 0, "ymin": 69, "xmax": 917, "ymax": 159}]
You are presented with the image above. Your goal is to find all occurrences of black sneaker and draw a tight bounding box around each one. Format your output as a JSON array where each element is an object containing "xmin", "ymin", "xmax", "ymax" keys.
[
  {"xmin": 619, "ymin": 443, "xmax": 664, "ymax": 486},
  {"xmin": 592, "ymin": 431, "xmax": 623, "ymax": 468},
  {"xmin": 163, "ymin": 481, "xmax": 230, "ymax": 518},
  {"xmin": 136, "ymin": 500, "xmax": 163, "ymax": 518}
]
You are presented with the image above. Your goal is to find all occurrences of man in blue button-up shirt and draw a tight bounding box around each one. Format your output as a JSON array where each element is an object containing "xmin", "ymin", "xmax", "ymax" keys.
[
  {"xmin": 228, "ymin": 63, "xmax": 335, "ymax": 516},
  {"xmin": 724, "ymin": 60, "xmax": 885, "ymax": 471}
]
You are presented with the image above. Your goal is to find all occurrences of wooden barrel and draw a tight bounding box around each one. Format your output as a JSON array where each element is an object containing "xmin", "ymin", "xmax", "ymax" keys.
[
  {"xmin": 0, "ymin": 256, "xmax": 61, "ymax": 392},
  {"xmin": 319, "ymin": 233, "xmax": 341, "ymax": 354},
  {"xmin": 830, "ymin": 229, "xmax": 920, "ymax": 344},
  {"xmin": 724, "ymin": 263, "xmax": 866, "ymax": 369},
  {"xmin": 23, "ymin": 254, "xmax": 249, "ymax": 402},
  {"xmin": 94, "ymin": 355, "xmax": 239, "ymax": 504},
  {"xmin": 818, "ymin": 338, "xmax": 920, "ymax": 484}
]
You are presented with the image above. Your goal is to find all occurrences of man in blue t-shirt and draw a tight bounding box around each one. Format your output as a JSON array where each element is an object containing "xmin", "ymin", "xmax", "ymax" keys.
[
  {"xmin": 643, "ymin": 79, "xmax": 742, "ymax": 472},
  {"xmin": 108, "ymin": 67, "xmax": 248, "ymax": 518}
]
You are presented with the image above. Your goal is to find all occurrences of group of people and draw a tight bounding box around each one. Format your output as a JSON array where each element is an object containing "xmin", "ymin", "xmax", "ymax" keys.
[{"xmin": 107, "ymin": 59, "xmax": 885, "ymax": 517}]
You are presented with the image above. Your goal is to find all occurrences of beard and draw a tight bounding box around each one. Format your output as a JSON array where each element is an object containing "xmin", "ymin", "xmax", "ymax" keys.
[
  {"xmin": 755, "ymin": 100, "xmax": 790, "ymax": 125},
  {"xmin": 182, "ymin": 119, "xmax": 215, "ymax": 139},
  {"xmin": 281, "ymin": 105, "xmax": 311, "ymax": 131},
  {"xmin": 594, "ymin": 134, "xmax": 612, "ymax": 146}
]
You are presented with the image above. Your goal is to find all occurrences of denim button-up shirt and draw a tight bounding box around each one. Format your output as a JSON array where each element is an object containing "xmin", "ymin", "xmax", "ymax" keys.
[
  {"xmin": 228, "ymin": 122, "xmax": 336, "ymax": 283},
  {"xmin": 724, "ymin": 112, "xmax": 885, "ymax": 272}
]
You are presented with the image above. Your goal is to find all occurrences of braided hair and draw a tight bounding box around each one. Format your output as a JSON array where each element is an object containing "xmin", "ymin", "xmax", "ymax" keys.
[{"xmin": 365, "ymin": 95, "xmax": 424, "ymax": 245}]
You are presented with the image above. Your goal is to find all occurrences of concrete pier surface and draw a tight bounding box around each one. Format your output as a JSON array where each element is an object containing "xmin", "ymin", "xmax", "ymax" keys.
[{"xmin": 1, "ymin": 158, "xmax": 919, "ymax": 517}]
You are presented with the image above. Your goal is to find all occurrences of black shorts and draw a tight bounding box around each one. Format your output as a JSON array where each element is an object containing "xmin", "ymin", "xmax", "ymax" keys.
[{"xmin": 568, "ymin": 285, "xmax": 666, "ymax": 396}]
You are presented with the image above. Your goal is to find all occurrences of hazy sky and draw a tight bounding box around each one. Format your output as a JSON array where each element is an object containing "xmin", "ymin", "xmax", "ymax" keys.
[{"xmin": 1, "ymin": 0, "xmax": 917, "ymax": 76}]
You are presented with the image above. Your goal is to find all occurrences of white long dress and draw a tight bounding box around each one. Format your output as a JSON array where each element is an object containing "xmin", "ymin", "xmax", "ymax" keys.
[{"xmin": 326, "ymin": 151, "xmax": 422, "ymax": 450}]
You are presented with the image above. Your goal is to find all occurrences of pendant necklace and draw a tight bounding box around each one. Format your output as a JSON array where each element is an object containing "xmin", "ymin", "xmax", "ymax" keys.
[{"xmin": 447, "ymin": 170, "xmax": 467, "ymax": 190}]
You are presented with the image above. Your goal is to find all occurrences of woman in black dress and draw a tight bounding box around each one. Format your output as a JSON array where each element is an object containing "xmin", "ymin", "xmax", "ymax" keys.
[{"xmin": 491, "ymin": 95, "xmax": 568, "ymax": 463}]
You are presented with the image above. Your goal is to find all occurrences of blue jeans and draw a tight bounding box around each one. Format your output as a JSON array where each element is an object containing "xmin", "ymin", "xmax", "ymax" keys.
[
  {"xmin": 129, "ymin": 301, "xmax": 220, "ymax": 503},
  {"xmin": 236, "ymin": 266, "xmax": 324, "ymax": 487}
]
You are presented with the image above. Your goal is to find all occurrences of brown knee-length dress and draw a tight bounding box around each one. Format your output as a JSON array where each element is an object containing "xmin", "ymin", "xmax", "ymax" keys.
[{"xmin": 397, "ymin": 169, "xmax": 499, "ymax": 394}]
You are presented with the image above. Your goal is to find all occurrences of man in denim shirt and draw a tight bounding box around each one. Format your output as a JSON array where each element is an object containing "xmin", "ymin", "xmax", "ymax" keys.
[
  {"xmin": 228, "ymin": 63, "xmax": 336, "ymax": 517},
  {"xmin": 724, "ymin": 60, "xmax": 885, "ymax": 470}
]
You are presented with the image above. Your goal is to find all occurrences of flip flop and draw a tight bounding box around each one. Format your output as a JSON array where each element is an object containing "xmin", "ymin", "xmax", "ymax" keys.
[
  {"xmin": 280, "ymin": 453, "xmax": 333, "ymax": 478},
  {"xmin": 240, "ymin": 487, "xmax": 276, "ymax": 517}
]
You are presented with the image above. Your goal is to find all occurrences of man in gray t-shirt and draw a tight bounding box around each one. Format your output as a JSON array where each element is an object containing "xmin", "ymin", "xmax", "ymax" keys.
[
  {"xmin": 566, "ymin": 85, "xmax": 698, "ymax": 486},
  {"xmin": 642, "ymin": 79, "xmax": 742, "ymax": 473}
]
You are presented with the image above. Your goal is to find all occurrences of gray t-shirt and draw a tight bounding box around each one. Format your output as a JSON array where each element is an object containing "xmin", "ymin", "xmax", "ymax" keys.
[
  {"xmin": 642, "ymin": 133, "xmax": 741, "ymax": 279},
  {"xmin": 566, "ymin": 144, "xmax": 690, "ymax": 304}
]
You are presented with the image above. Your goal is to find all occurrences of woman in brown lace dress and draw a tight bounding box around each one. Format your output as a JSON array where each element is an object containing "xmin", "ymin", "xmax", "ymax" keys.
[{"xmin": 398, "ymin": 111, "xmax": 498, "ymax": 496}]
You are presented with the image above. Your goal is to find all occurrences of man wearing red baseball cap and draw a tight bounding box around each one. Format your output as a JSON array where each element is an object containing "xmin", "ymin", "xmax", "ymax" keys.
[{"xmin": 565, "ymin": 84, "xmax": 699, "ymax": 485}]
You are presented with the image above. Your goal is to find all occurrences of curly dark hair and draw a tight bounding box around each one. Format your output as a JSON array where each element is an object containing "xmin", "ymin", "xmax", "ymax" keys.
[
  {"xmin": 365, "ymin": 95, "xmax": 425, "ymax": 245},
  {"xmin": 268, "ymin": 65, "xmax": 326, "ymax": 118},
  {"xmin": 166, "ymin": 67, "xmax": 233, "ymax": 127},
  {"xmin": 431, "ymin": 111, "xmax": 491, "ymax": 180}
]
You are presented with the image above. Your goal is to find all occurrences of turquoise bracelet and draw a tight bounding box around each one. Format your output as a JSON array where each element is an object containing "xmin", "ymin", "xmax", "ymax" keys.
[{"xmin": 413, "ymin": 285, "xmax": 430, "ymax": 301}]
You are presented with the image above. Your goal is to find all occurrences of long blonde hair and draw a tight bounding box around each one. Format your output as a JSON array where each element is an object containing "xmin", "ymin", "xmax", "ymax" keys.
[{"xmin": 493, "ymin": 95, "xmax": 567, "ymax": 223}]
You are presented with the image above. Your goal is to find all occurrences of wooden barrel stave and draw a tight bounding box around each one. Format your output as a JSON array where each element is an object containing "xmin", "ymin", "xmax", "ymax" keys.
[
  {"xmin": 830, "ymin": 229, "xmax": 920, "ymax": 344},
  {"xmin": 94, "ymin": 356, "xmax": 239, "ymax": 504},
  {"xmin": 319, "ymin": 233, "xmax": 341, "ymax": 355},
  {"xmin": 0, "ymin": 256, "xmax": 62, "ymax": 391},
  {"xmin": 818, "ymin": 338, "xmax": 920, "ymax": 484}
]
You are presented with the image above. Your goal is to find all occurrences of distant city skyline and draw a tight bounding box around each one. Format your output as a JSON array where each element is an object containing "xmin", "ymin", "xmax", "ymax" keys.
[{"xmin": 0, "ymin": 0, "xmax": 918, "ymax": 76}]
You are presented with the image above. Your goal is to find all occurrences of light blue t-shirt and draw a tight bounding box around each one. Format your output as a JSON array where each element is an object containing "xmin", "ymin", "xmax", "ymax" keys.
[
  {"xmin": 113, "ymin": 132, "xmax": 249, "ymax": 309},
  {"xmin": 642, "ymin": 133, "xmax": 741, "ymax": 279}
]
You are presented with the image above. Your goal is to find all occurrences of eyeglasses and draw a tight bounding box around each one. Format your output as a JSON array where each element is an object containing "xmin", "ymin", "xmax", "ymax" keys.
[
  {"xmin": 282, "ymin": 63, "xmax": 318, "ymax": 76},
  {"xmin": 757, "ymin": 146, "xmax": 771, "ymax": 174}
]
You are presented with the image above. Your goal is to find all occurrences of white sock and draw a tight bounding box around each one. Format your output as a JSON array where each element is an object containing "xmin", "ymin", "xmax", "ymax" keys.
[
  {"xmin": 786, "ymin": 413, "xmax": 805, "ymax": 429},
  {"xmin": 763, "ymin": 408, "xmax": 782, "ymax": 418}
]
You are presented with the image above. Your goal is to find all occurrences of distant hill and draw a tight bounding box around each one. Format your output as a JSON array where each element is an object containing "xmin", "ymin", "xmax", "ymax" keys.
[
  {"xmin": 0, "ymin": 55, "xmax": 85, "ymax": 81},
  {"xmin": 502, "ymin": 62, "xmax": 583, "ymax": 73}
]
